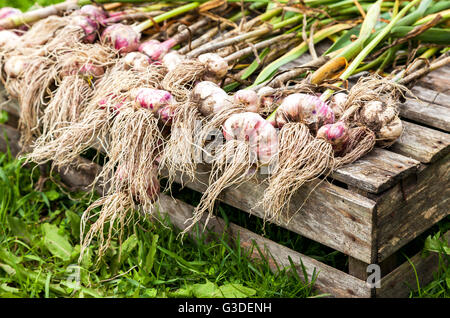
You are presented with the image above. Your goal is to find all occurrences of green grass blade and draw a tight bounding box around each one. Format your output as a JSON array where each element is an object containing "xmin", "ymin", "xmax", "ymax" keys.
[
  {"xmin": 240, "ymin": 47, "xmax": 270, "ymax": 80},
  {"xmin": 390, "ymin": 27, "xmax": 450, "ymax": 45}
]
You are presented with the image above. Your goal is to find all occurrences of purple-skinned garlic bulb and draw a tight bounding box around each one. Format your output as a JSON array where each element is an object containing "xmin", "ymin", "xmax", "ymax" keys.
[
  {"xmin": 101, "ymin": 24, "xmax": 140, "ymax": 54},
  {"xmin": 69, "ymin": 15, "xmax": 100, "ymax": 43},
  {"xmin": 131, "ymin": 88, "xmax": 174, "ymax": 113},
  {"xmin": 79, "ymin": 5, "xmax": 108, "ymax": 24},
  {"xmin": 139, "ymin": 38, "xmax": 177, "ymax": 62},
  {"xmin": 0, "ymin": 7, "xmax": 21, "ymax": 19},
  {"xmin": 274, "ymin": 93, "xmax": 334, "ymax": 129},
  {"xmin": 98, "ymin": 94, "xmax": 127, "ymax": 112},
  {"xmin": 157, "ymin": 105, "xmax": 175, "ymax": 125},
  {"xmin": 79, "ymin": 63, "xmax": 105, "ymax": 77},
  {"xmin": 0, "ymin": 8, "xmax": 27, "ymax": 32},
  {"xmin": 234, "ymin": 90, "xmax": 259, "ymax": 113},
  {"xmin": 316, "ymin": 121, "xmax": 349, "ymax": 153},
  {"xmin": 223, "ymin": 112, "xmax": 278, "ymax": 165}
]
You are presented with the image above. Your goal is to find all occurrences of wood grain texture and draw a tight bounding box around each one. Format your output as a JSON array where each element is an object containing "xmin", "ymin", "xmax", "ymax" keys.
[
  {"xmin": 400, "ymin": 98, "xmax": 450, "ymax": 132},
  {"xmin": 1, "ymin": 107, "xmax": 447, "ymax": 299},
  {"xmin": 332, "ymin": 148, "xmax": 420, "ymax": 194},
  {"xmin": 376, "ymin": 153, "xmax": 450, "ymax": 262},
  {"xmin": 58, "ymin": 162, "xmax": 373, "ymax": 298},
  {"xmin": 418, "ymin": 65, "xmax": 450, "ymax": 93},
  {"xmin": 410, "ymin": 86, "xmax": 450, "ymax": 108},
  {"xmin": 158, "ymin": 195, "xmax": 372, "ymax": 298},
  {"xmin": 168, "ymin": 163, "xmax": 377, "ymax": 263},
  {"xmin": 377, "ymin": 231, "xmax": 450, "ymax": 298},
  {"xmin": 0, "ymin": 95, "xmax": 436, "ymax": 264},
  {"xmin": 389, "ymin": 120, "xmax": 450, "ymax": 163},
  {"xmin": 349, "ymin": 253, "xmax": 398, "ymax": 280},
  {"xmin": 0, "ymin": 122, "xmax": 376, "ymax": 263}
]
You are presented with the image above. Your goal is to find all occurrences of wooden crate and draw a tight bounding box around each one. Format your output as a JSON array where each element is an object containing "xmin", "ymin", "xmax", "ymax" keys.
[{"xmin": 0, "ymin": 66, "xmax": 449, "ymax": 298}]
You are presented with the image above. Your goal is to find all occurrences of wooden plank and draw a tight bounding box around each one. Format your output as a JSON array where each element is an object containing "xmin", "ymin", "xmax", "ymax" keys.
[
  {"xmin": 399, "ymin": 98, "xmax": 450, "ymax": 132},
  {"xmin": 158, "ymin": 195, "xmax": 372, "ymax": 298},
  {"xmin": 409, "ymin": 86, "xmax": 450, "ymax": 108},
  {"xmin": 389, "ymin": 120, "xmax": 450, "ymax": 163},
  {"xmin": 349, "ymin": 253, "xmax": 398, "ymax": 280},
  {"xmin": 418, "ymin": 65, "xmax": 450, "ymax": 93},
  {"xmin": 377, "ymin": 231, "xmax": 450, "ymax": 298},
  {"xmin": 376, "ymin": 153, "xmax": 450, "ymax": 262},
  {"xmin": 169, "ymin": 163, "xmax": 377, "ymax": 264},
  {"xmin": 332, "ymin": 148, "xmax": 420, "ymax": 194}
]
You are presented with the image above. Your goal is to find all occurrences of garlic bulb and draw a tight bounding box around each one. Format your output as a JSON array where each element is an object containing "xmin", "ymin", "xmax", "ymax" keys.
[
  {"xmin": 198, "ymin": 53, "xmax": 228, "ymax": 82},
  {"xmin": 162, "ymin": 51, "xmax": 185, "ymax": 72},
  {"xmin": 360, "ymin": 100, "xmax": 397, "ymax": 130},
  {"xmin": 101, "ymin": 24, "xmax": 140, "ymax": 54},
  {"xmin": 376, "ymin": 116, "xmax": 403, "ymax": 147},
  {"xmin": 223, "ymin": 112, "xmax": 278, "ymax": 165},
  {"xmin": 274, "ymin": 93, "xmax": 334, "ymax": 129},
  {"xmin": 317, "ymin": 121, "xmax": 350, "ymax": 153},
  {"xmin": 234, "ymin": 89, "xmax": 259, "ymax": 113},
  {"xmin": 123, "ymin": 52, "xmax": 151, "ymax": 71},
  {"xmin": 191, "ymin": 81, "xmax": 233, "ymax": 116},
  {"xmin": 330, "ymin": 92, "xmax": 347, "ymax": 119}
]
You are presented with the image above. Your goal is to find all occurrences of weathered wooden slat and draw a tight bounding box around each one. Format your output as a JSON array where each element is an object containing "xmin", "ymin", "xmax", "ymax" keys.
[
  {"xmin": 375, "ymin": 153, "xmax": 450, "ymax": 262},
  {"xmin": 399, "ymin": 98, "xmax": 450, "ymax": 132},
  {"xmin": 331, "ymin": 148, "xmax": 420, "ymax": 194},
  {"xmin": 377, "ymin": 231, "xmax": 450, "ymax": 298},
  {"xmin": 410, "ymin": 86, "xmax": 450, "ymax": 108},
  {"xmin": 158, "ymin": 195, "xmax": 372, "ymax": 298},
  {"xmin": 170, "ymin": 163, "xmax": 377, "ymax": 263},
  {"xmin": 1, "ymin": 98, "xmax": 448, "ymax": 299},
  {"xmin": 389, "ymin": 120, "xmax": 450, "ymax": 163},
  {"xmin": 417, "ymin": 65, "xmax": 450, "ymax": 95}
]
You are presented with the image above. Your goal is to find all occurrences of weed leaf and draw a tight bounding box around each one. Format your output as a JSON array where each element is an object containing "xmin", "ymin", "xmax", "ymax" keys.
[
  {"xmin": 42, "ymin": 223, "xmax": 73, "ymax": 261},
  {"xmin": 191, "ymin": 280, "xmax": 219, "ymax": 298},
  {"xmin": 217, "ymin": 283, "xmax": 256, "ymax": 298},
  {"xmin": 7, "ymin": 216, "xmax": 32, "ymax": 243},
  {"xmin": 66, "ymin": 210, "xmax": 81, "ymax": 239}
]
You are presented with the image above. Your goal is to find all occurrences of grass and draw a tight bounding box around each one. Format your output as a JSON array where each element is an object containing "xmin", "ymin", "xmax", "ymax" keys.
[{"xmin": 408, "ymin": 220, "xmax": 450, "ymax": 298}]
